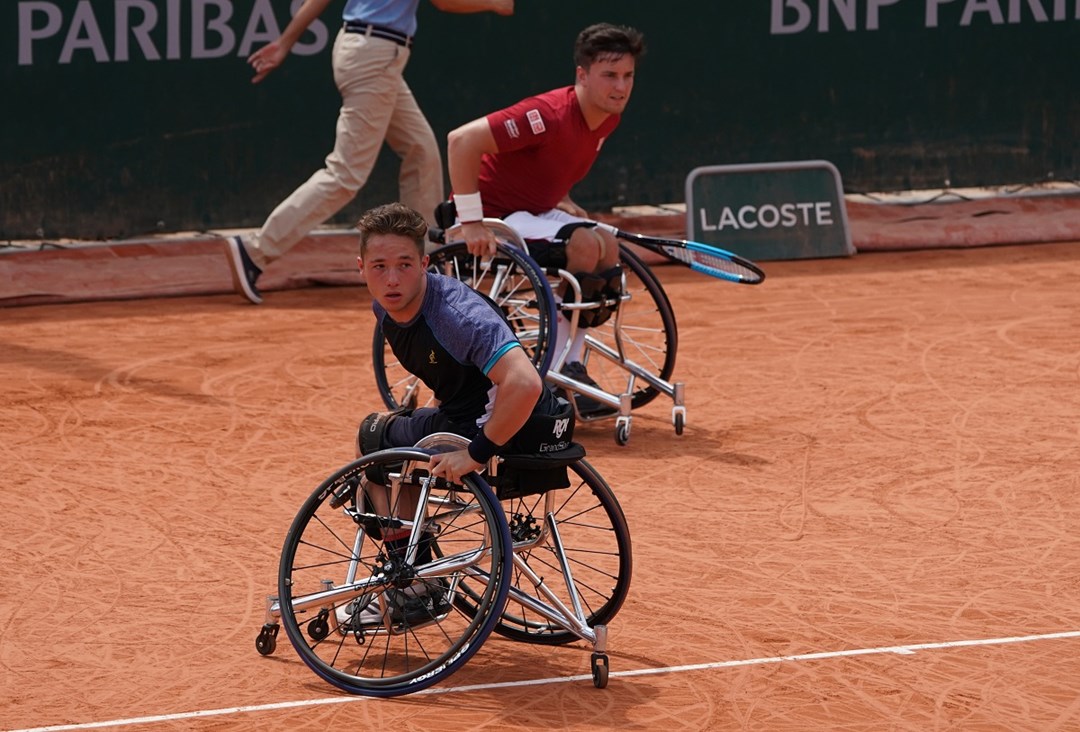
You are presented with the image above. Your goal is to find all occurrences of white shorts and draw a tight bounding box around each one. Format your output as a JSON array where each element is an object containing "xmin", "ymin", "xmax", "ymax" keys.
[{"xmin": 502, "ymin": 209, "xmax": 592, "ymax": 241}]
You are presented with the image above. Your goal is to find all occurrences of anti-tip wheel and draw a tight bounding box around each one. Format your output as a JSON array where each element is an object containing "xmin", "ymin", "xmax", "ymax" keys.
[
  {"xmin": 307, "ymin": 611, "xmax": 330, "ymax": 641},
  {"xmin": 255, "ymin": 623, "xmax": 279, "ymax": 656},
  {"xmin": 591, "ymin": 652, "xmax": 609, "ymax": 688}
]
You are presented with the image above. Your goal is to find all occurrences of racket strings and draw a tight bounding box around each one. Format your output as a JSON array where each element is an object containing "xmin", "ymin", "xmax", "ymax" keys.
[{"xmin": 669, "ymin": 246, "xmax": 759, "ymax": 281}]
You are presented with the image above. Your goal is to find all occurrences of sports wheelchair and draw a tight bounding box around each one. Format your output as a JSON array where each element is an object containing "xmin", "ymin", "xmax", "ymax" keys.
[
  {"xmin": 254, "ymin": 433, "xmax": 631, "ymax": 696},
  {"xmin": 373, "ymin": 219, "xmax": 683, "ymax": 445}
]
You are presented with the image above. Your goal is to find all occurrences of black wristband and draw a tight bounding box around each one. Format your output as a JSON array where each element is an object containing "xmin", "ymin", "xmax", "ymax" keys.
[{"xmin": 467, "ymin": 429, "xmax": 503, "ymax": 464}]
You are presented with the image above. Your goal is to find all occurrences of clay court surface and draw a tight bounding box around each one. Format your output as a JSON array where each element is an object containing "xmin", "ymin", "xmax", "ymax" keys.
[{"xmin": 3, "ymin": 240, "xmax": 1080, "ymax": 730}]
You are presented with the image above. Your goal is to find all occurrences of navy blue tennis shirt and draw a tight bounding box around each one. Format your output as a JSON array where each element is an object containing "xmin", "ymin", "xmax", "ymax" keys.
[{"xmin": 375, "ymin": 272, "xmax": 522, "ymax": 428}]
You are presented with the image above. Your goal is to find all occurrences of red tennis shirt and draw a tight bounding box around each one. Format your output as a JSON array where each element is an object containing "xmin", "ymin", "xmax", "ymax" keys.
[{"xmin": 478, "ymin": 86, "xmax": 621, "ymax": 218}]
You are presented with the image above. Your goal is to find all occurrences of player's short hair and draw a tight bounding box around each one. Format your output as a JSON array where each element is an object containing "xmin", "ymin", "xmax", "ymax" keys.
[
  {"xmin": 573, "ymin": 23, "xmax": 645, "ymax": 70},
  {"xmin": 356, "ymin": 202, "xmax": 427, "ymax": 258}
]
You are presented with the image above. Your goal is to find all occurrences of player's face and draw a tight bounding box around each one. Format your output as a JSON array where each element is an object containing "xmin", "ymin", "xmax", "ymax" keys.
[
  {"xmin": 358, "ymin": 234, "xmax": 429, "ymax": 322},
  {"xmin": 577, "ymin": 53, "xmax": 636, "ymax": 117}
]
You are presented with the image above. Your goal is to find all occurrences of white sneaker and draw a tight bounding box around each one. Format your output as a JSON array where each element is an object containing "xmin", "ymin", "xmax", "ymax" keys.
[
  {"xmin": 337, "ymin": 580, "xmax": 450, "ymax": 631},
  {"xmin": 336, "ymin": 594, "xmax": 383, "ymax": 631}
]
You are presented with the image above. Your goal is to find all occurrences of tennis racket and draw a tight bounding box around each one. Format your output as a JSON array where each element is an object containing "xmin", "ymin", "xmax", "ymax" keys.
[{"xmin": 594, "ymin": 222, "xmax": 765, "ymax": 285}]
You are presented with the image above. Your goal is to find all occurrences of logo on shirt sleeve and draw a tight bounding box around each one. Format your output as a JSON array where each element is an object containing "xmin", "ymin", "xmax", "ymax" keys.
[
  {"xmin": 526, "ymin": 109, "xmax": 546, "ymax": 135},
  {"xmin": 503, "ymin": 119, "xmax": 520, "ymax": 139}
]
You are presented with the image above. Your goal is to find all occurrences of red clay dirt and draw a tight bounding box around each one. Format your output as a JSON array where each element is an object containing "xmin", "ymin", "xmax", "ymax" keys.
[{"xmin": 3, "ymin": 240, "xmax": 1080, "ymax": 730}]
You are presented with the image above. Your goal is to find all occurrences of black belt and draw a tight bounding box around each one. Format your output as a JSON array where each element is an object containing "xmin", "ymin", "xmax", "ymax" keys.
[{"xmin": 343, "ymin": 21, "xmax": 413, "ymax": 48}]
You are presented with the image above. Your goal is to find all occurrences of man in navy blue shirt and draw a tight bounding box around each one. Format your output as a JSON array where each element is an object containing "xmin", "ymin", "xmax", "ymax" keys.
[
  {"xmin": 340, "ymin": 202, "xmax": 570, "ymax": 628},
  {"xmin": 357, "ymin": 201, "xmax": 568, "ymax": 485}
]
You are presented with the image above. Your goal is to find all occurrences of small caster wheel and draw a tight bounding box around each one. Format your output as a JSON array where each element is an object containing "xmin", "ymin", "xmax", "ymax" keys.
[
  {"xmin": 614, "ymin": 421, "xmax": 630, "ymax": 446},
  {"xmin": 591, "ymin": 652, "xmax": 609, "ymax": 688},
  {"xmin": 307, "ymin": 610, "xmax": 330, "ymax": 641},
  {"xmin": 255, "ymin": 623, "xmax": 279, "ymax": 656},
  {"xmin": 674, "ymin": 411, "xmax": 685, "ymax": 435}
]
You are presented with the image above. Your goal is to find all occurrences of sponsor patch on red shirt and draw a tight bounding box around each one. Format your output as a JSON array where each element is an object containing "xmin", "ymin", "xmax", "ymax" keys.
[{"xmin": 526, "ymin": 109, "xmax": 546, "ymax": 135}]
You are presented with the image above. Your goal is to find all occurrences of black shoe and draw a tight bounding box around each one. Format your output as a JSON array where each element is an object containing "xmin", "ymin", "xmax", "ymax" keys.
[
  {"xmin": 336, "ymin": 580, "xmax": 450, "ymax": 632},
  {"xmin": 560, "ymin": 361, "xmax": 615, "ymax": 416},
  {"xmin": 224, "ymin": 235, "xmax": 263, "ymax": 304},
  {"xmin": 560, "ymin": 360, "xmax": 599, "ymax": 386},
  {"xmin": 387, "ymin": 579, "xmax": 451, "ymax": 625}
]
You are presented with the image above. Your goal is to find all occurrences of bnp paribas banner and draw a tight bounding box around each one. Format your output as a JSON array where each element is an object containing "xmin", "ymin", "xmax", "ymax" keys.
[
  {"xmin": 2, "ymin": 0, "xmax": 1076, "ymax": 239},
  {"xmin": 14, "ymin": 0, "xmax": 337, "ymax": 65}
]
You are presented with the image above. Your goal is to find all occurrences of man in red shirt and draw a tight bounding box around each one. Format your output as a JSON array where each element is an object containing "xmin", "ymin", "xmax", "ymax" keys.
[{"xmin": 446, "ymin": 23, "xmax": 646, "ymax": 408}]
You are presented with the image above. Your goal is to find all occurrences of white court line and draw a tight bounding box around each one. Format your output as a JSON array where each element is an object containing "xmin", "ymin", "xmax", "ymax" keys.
[{"xmin": 9, "ymin": 630, "xmax": 1080, "ymax": 732}]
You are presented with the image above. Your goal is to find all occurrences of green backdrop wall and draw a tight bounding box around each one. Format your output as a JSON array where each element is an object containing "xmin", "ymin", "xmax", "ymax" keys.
[{"xmin": 2, "ymin": 0, "xmax": 1076, "ymax": 240}]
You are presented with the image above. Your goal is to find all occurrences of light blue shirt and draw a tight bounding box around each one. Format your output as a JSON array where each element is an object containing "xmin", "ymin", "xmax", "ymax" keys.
[{"xmin": 343, "ymin": 0, "xmax": 421, "ymax": 36}]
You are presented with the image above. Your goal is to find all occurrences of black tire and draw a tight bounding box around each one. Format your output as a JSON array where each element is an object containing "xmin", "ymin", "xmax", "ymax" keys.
[
  {"xmin": 494, "ymin": 458, "xmax": 632, "ymax": 645},
  {"xmin": 374, "ymin": 242, "xmax": 556, "ymax": 410},
  {"xmin": 276, "ymin": 448, "xmax": 512, "ymax": 696}
]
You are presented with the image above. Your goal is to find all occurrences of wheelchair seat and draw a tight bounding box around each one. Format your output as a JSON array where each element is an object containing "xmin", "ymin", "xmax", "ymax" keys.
[{"xmin": 488, "ymin": 441, "xmax": 587, "ymax": 500}]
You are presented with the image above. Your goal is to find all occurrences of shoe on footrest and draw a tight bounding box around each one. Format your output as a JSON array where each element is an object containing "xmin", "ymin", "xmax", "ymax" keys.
[
  {"xmin": 560, "ymin": 361, "xmax": 616, "ymax": 417},
  {"xmin": 336, "ymin": 594, "xmax": 383, "ymax": 631},
  {"xmin": 385, "ymin": 579, "xmax": 451, "ymax": 626},
  {"xmin": 560, "ymin": 360, "xmax": 598, "ymax": 387},
  {"xmin": 336, "ymin": 579, "xmax": 450, "ymax": 631}
]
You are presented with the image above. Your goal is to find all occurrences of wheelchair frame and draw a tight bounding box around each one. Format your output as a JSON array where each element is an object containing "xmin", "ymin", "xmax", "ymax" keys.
[{"xmin": 254, "ymin": 433, "xmax": 631, "ymax": 696}]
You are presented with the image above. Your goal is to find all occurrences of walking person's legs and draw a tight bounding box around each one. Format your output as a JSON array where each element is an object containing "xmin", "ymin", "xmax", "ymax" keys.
[
  {"xmin": 226, "ymin": 32, "xmax": 406, "ymax": 302},
  {"xmin": 384, "ymin": 76, "xmax": 443, "ymax": 230}
]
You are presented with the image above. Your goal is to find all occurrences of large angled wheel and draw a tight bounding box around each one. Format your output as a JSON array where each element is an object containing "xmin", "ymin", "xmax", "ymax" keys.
[
  {"xmin": 454, "ymin": 458, "xmax": 632, "ymax": 646},
  {"xmin": 495, "ymin": 458, "xmax": 632, "ymax": 644},
  {"xmin": 578, "ymin": 244, "xmax": 678, "ymax": 411},
  {"xmin": 275, "ymin": 448, "xmax": 512, "ymax": 696},
  {"xmin": 374, "ymin": 242, "xmax": 556, "ymax": 410}
]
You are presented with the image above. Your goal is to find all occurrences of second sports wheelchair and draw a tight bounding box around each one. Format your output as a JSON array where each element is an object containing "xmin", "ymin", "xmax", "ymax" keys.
[
  {"xmin": 373, "ymin": 219, "xmax": 683, "ymax": 445},
  {"xmin": 254, "ymin": 432, "xmax": 631, "ymax": 696}
]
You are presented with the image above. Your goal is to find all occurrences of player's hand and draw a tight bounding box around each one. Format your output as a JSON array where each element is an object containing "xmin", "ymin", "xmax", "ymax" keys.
[
  {"xmin": 428, "ymin": 449, "xmax": 484, "ymax": 485},
  {"xmin": 556, "ymin": 197, "xmax": 587, "ymax": 217},
  {"xmin": 248, "ymin": 41, "xmax": 287, "ymax": 84},
  {"xmin": 461, "ymin": 221, "xmax": 497, "ymax": 257}
]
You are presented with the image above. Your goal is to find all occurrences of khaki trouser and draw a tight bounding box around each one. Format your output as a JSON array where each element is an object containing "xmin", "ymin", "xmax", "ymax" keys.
[{"xmin": 245, "ymin": 29, "xmax": 443, "ymax": 268}]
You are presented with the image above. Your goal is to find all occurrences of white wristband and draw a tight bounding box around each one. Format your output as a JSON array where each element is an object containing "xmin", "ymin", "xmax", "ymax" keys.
[{"xmin": 454, "ymin": 192, "xmax": 484, "ymax": 223}]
